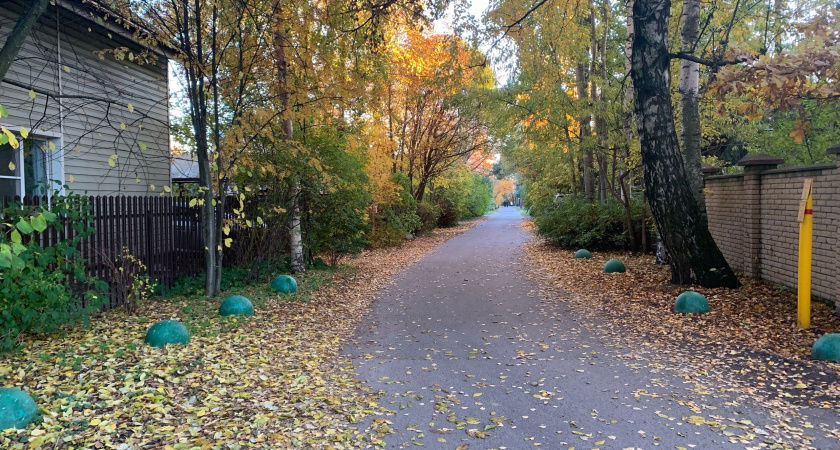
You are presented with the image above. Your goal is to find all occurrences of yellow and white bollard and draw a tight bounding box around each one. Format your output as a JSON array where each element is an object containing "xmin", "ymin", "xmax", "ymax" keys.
[{"xmin": 797, "ymin": 178, "xmax": 813, "ymax": 329}]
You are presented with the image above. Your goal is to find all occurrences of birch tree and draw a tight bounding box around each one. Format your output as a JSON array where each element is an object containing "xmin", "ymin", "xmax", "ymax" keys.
[
  {"xmin": 679, "ymin": 0, "xmax": 703, "ymax": 209},
  {"xmin": 630, "ymin": 0, "xmax": 738, "ymax": 287}
]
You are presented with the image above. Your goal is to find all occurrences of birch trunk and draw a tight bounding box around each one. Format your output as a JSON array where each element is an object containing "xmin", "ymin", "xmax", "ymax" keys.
[
  {"xmin": 680, "ymin": 0, "xmax": 704, "ymax": 211},
  {"xmin": 631, "ymin": 0, "xmax": 739, "ymax": 288},
  {"xmin": 274, "ymin": 16, "xmax": 305, "ymax": 274}
]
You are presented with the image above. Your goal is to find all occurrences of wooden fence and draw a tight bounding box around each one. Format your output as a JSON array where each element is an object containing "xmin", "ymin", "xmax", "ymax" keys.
[{"xmin": 2, "ymin": 195, "xmax": 210, "ymax": 310}]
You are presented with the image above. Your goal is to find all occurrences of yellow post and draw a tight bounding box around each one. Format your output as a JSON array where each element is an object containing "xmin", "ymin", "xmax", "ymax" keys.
[{"xmin": 797, "ymin": 179, "xmax": 813, "ymax": 329}]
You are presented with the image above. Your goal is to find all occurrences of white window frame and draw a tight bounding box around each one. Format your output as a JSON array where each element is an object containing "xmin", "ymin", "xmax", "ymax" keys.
[{"xmin": 0, "ymin": 124, "xmax": 64, "ymax": 200}]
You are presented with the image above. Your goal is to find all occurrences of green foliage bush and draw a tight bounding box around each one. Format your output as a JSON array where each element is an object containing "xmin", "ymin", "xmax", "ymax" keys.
[
  {"xmin": 370, "ymin": 172, "xmax": 420, "ymax": 247},
  {"xmin": 435, "ymin": 196, "xmax": 461, "ymax": 227},
  {"xmin": 463, "ymin": 175, "xmax": 492, "ymax": 219},
  {"xmin": 415, "ymin": 202, "xmax": 440, "ymax": 235},
  {"xmin": 300, "ymin": 129, "xmax": 371, "ymax": 265},
  {"xmin": 530, "ymin": 194, "xmax": 650, "ymax": 250},
  {"xmin": 0, "ymin": 192, "xmax": 106, "ymax": 352},
  {"xmin": 429, "ymin": 167, "xmax": 492, "ymax": 227}
]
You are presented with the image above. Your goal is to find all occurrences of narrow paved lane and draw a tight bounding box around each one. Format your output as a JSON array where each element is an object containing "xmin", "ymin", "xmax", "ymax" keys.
[{"xmin": 348, "ymin": 208, "xmax": 778, "ymax": 449}]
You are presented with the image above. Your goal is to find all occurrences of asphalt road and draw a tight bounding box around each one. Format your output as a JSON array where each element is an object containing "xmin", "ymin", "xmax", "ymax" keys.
[{"xmin": 348, "ymin": 207, "xmax": 823, "ymax": 449}]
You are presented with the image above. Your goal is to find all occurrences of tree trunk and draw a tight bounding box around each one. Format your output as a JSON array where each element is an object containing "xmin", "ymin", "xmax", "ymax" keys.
[
  {"xmin": 414, "ymin": 177, "xmax": 428, "ymax": 203},
  {"xmin": 630, "ymin": 0, "xmax": 739, "ymax": 288},
  {"xmin": 680, "ymin": 0, "xmax": 704, "ymax": 211},
  {"xmin": 575, "ymin": 63, "xmax": 595, "ymax": 200},
  {"xmin": 289, "ymin": 177, "xmax": 305, "ymax": 273},
  {"xmin": 641, "ymin": 188, "xmax": 647, "ymax": 252},
  {"xmin": 178, "ymin": 0, "xmax": 218, "ymax": 297},
  {"xmin": 597, "ymin": 154, "xmax": 608, "ymax": 202},
  {"xmin": 0, "ymin": 0, "xmax": 51, "ymax": 82},
  {"xmin": 621, "ymin": 0, "xmax": 636, "ymax": 194},
  {"xmin": 274, "ymin": 15, "xmax": 305, "ymax": 274}
]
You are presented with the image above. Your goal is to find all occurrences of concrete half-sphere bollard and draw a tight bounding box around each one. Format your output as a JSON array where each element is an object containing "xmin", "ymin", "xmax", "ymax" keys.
[
  {"xmin": 145, "ymin": 320, "xmax": 190, "ymax": 347},
  {"xmin": 674, "ymin": 291, "xmax": 710, "ymax": 314},
  {"xmin": 219, "ymin": 295, "xmax": 255, "ymax": 317},
  {"xmin": 271, "ymin": 275, "xmax": 298, "ymax": 294},
  {"xmin": 0, "ymin": 387, "xmax": 37, "ymax": 430},
  {"xmin": 811, "ymin": 333, "xmax": 840, "ymax": 362},
  {"xmin": 602, "ymin": 259, "xmax": 626, "ymax": 273},
  {"xmin": 574, "ymin": 249, "xmax": 592, "ymax": 259}
]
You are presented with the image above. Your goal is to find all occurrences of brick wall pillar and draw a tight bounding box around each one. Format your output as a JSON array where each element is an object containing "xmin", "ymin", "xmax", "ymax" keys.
[{"xmin": 737, "ymin": 154, "xmax": 784, "ymax": 278}]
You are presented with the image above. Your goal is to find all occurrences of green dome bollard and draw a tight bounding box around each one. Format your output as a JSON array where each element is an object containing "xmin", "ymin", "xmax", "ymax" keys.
[
  {"xmin": 0, "ymin": 388, "xmax": 37, "ymax": 430},
  {"xmin": 811, "ymin": 334, "xmax": 840, "ymax": 362},
  {"xmin": 145, "ymin": 320, "xmax": 190, "ymax": 347},
  {"xmin": 271, "ymin": 275, "xmax": 298, "ymax": 294},
  {"xmin": 674, "ymin": 291, "xmax": 710, "ymax": 314},
  {"xmin": 602, "ymin": 259, "xmax": 626, "ymax": 273},
  {"xmin": 219, "ymin": 295, "xmax": 254, "ymax": 317},
  {"xmin": 574, "ymin": 249, "xmax": 592, "ymax": 259}
]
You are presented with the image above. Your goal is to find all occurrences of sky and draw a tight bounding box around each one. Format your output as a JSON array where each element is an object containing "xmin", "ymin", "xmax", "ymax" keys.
[{"xmin": 435, "ymin": 0, "xmax": 513, "ymax": 86}]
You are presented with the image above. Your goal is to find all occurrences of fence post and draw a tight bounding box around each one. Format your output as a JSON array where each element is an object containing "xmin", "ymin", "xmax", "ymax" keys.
[
  {"xmin": 736, "ymin": 153, "xmax": 784, "ymax": 279},
  {"xmin": 145, "ymin": 197, "xmax": 153, "ymax": 278}
]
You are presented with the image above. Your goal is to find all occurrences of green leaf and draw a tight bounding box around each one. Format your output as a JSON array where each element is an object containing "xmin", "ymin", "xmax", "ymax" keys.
[
  {"xmin": 10, "ymin": 229, "xmax": 21, "ymax": 244},
  {"xmin": 0, "ymin": 252, "xmax": 11, "ymax": 269},
  {"xmin": 15, "ymin": 219, "xmax": 33, "ymax": 234},
  {"xmin": 31, "ymin": 214, "xmax": 48, "ymax": 233},
  {"xmin": 0, "ymin": 103, "xmax": 7, "ymax": 118},
  {"xmin": 41, "ymin": 211, "xmax": 57, "ymax": 222},
  {"xmin": 11, "ymin": 242, "xmax": 26, "ymax": 254}
]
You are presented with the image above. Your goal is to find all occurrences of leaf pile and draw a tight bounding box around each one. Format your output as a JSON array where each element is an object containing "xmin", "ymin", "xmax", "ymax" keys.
[
  {"xmin": 0, "ymin": 218, "xmax": 483, "ymax": 449},
  {"xmin": 524, "ymin": 235, "xmax": 840, "ymax": 445}
]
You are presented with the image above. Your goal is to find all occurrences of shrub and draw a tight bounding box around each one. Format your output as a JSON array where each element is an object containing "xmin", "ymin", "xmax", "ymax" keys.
[
  {"xmin": 0, "ymin": 191, "xmax": 106, "ymax": 352},
  {"xmin": 530, "ymin": 194, "xmax": 650, "ymax": 250},
  {"xmin": 435, "ymin": 196, "xmax": 460, "ymax": 227},
  {"xmin": 430, "ymin": 167, "xmax": 492, "ymax": 227},
  {"xmin": 369, "ymin": 172, "xmax": 420, "ymax": 247},
  {"xmin": 302, "ymin": 132, "xmax": 371, "ymax": 265},
  {"xmin": 415, "ymin": 202, "xmax": 440, "ymax": 235},
  {"xmin": 462, "ymin": 174, "xmax": 492, "ymax": 219}
]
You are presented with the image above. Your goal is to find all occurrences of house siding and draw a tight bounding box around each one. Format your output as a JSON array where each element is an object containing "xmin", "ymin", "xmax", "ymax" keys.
[{"xmin": 0, "ymin": 2, "xmax": 170, "ymax": 196}]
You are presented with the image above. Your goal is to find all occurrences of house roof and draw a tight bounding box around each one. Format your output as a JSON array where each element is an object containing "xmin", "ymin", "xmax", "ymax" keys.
[
  {"xmin": 55, "ymin": 0, "xmax": 178, "ymax": 59},
  {"xmin": 171, "ymin": 153, "xmax": 199, "ymax": 182}
]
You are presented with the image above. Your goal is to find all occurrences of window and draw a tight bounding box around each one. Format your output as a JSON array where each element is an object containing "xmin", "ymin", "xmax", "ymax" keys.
[{"xmin": 0, "ymin": 137, "xmax": 63, "ymax": 200}]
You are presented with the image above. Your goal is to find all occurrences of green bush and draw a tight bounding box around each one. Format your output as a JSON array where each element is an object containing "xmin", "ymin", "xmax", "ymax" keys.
[
  {"xmin": 463, "ymin": 174, "xmax": 492, "ymax": 219},
  {"xmin": 531, "ymin": 194, "xmax": 650, "ymax": 250},
  {"xmin": 435, "ymin": 196, "xmax": 460, "ymax": 227},
  {"xmin": 301, "ymin": 129, "xmax": 371, "ymax": 265},
  {"xmin": 415, "ymin": 202, "xmax": 440, "ymax": 235},
  {"xmin": 370, "ymin": 172, "xmax": 420, "ymax": 247},
  {"xmin": 0, "ymin": 192, "xmax": 106, "ymax": 352},
  {"xmin": 430, "ymin": 168, "xmax": 492, "ymax": 227}
]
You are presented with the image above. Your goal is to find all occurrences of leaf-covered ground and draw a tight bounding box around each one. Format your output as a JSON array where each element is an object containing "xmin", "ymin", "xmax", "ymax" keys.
[
  {"xmin": 524, "ymin": 229, "xmax": 840, "ymax": 446},
  {"xmin": 0, "ymin": 219, "xmax": 482, "ymax": 449}
]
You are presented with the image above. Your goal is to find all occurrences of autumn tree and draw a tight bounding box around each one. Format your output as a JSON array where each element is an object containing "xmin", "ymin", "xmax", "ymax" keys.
[{"xmin": 385, "ymin": 29, "xmax": 492, "ymax": 202}]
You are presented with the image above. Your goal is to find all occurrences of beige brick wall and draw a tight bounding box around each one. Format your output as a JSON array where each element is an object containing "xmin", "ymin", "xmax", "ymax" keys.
[
  {"xmin": 705, "ymin": 163, "xmax": 839, "ymax": 305},
  {"xmin": 705, "ymin": 175, "xmax": 747, "ymax": 272}
]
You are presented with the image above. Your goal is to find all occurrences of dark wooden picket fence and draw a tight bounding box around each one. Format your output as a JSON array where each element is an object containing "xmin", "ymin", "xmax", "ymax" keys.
[{"xmin": 2, "ymin": 195, "xmax": 209, "ymax": 310}]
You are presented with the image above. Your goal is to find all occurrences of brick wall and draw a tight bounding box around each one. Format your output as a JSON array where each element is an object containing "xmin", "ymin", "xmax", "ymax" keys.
[
  {"xmin": 704, "ymin": 153, "xmax": 840, "ymax": 312},
  {"xmin": 704, "ymin": 174, "xmax": 746, "ymax": 272}
]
